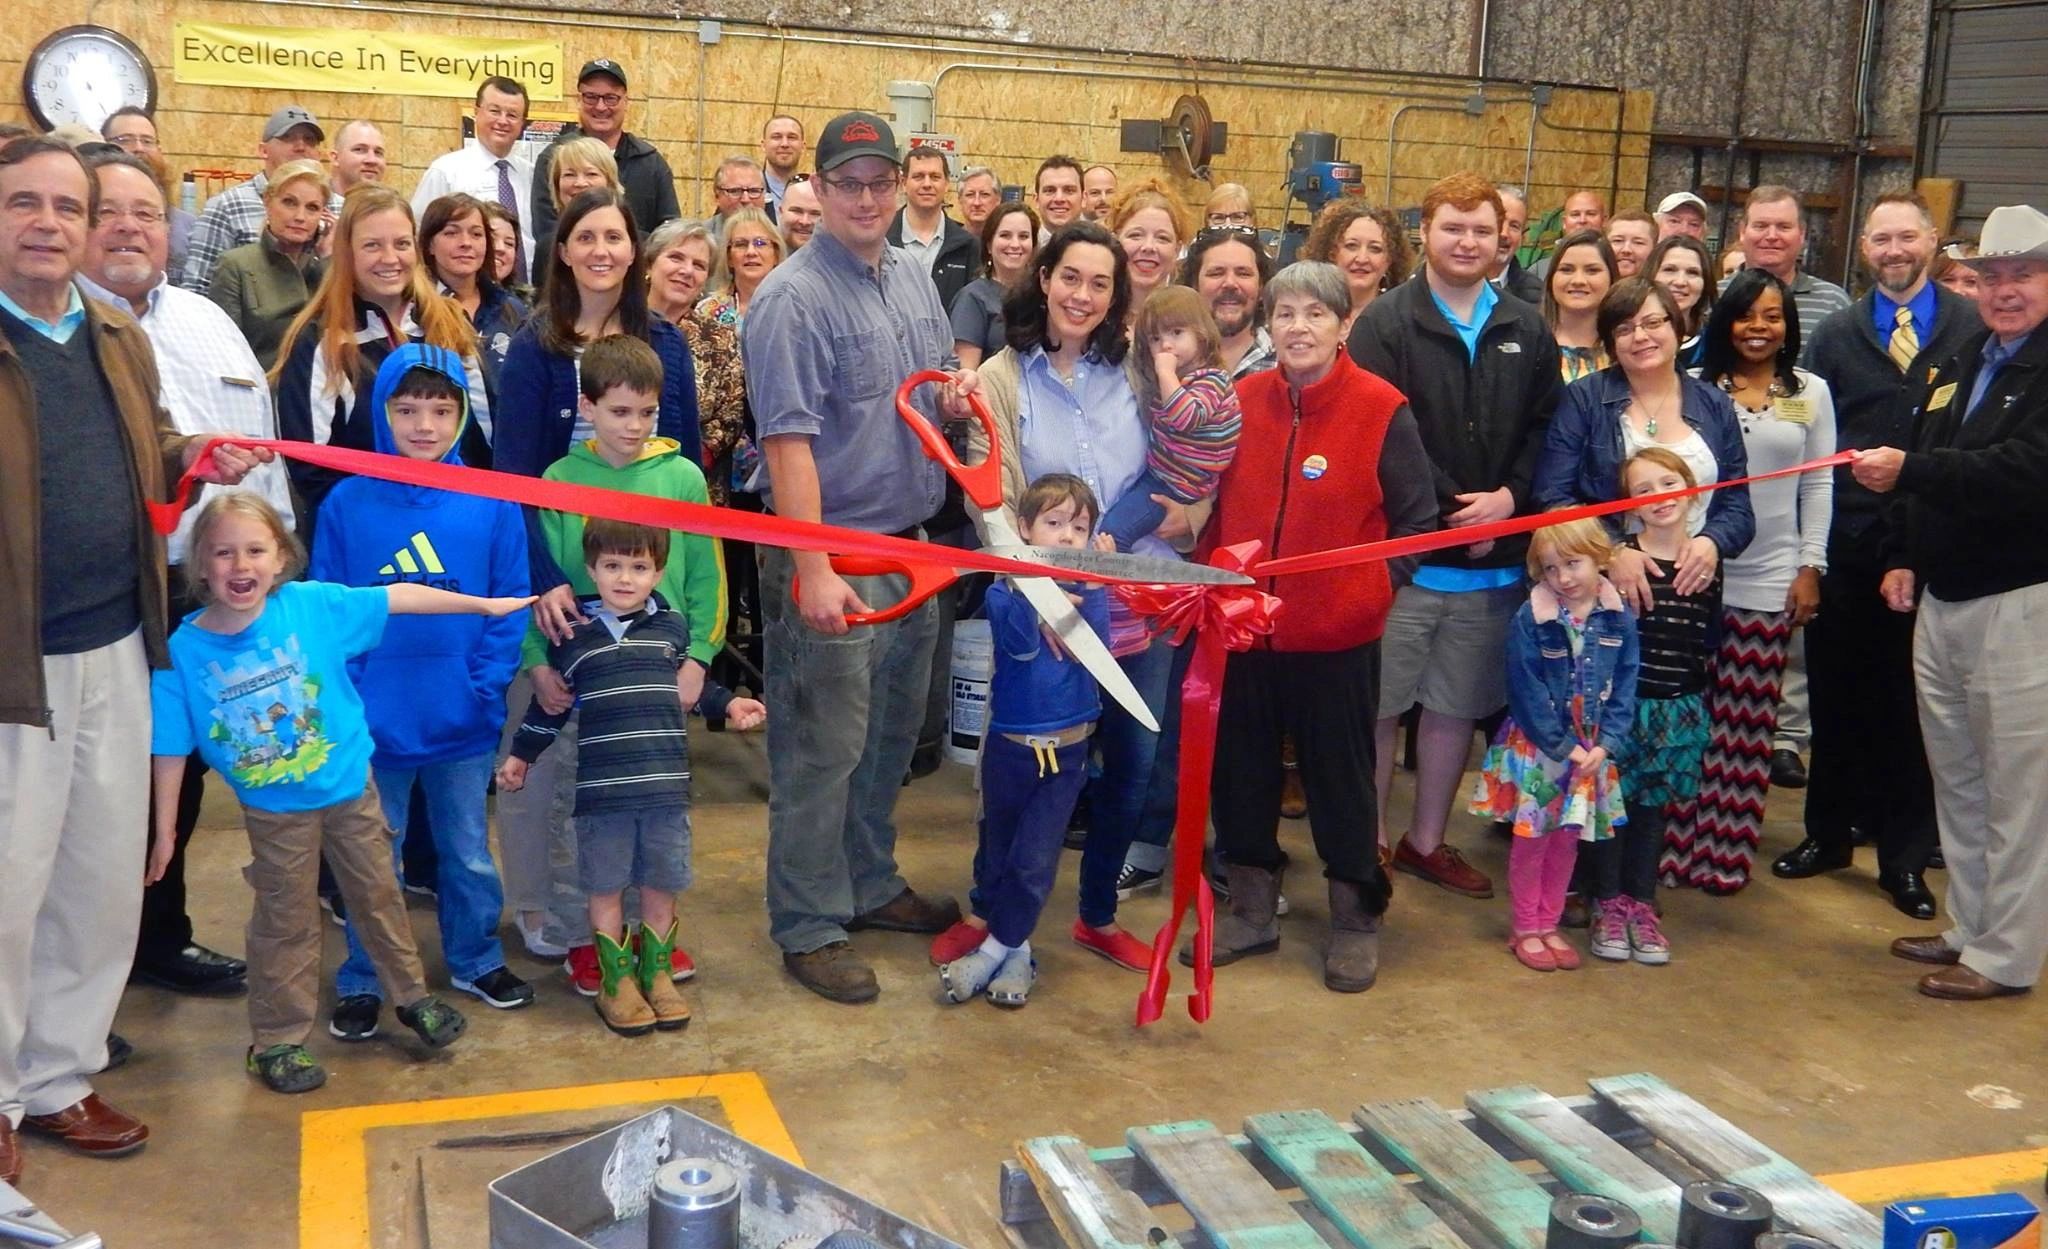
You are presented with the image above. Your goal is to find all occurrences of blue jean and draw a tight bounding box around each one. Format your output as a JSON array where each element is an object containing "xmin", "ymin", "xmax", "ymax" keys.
[
  {"xmin": 760, "ymin": 546, "xmax": 940, "ymax": 953},
  {"xmin": 1078, "ymin": 635, "xmax": 1185, "ymax": 927},
  {"xmin": 335, "ymin": 751, "xmax": 508, "ymax": 998},
  {"xmin": 970, "ymin": 734, "xmax": 1091, "ymax": 947},
  {"xmin": 1119, "ymin": 639, "xmax": 1194, "ymax": 873}
]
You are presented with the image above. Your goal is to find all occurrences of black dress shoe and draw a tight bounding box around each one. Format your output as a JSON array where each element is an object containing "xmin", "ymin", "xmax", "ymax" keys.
[
  {"xmin": 100, "ymin": 1033, "xmax": 133, "ymax": 1073},
  {"xmin": 1769, "ymin": 749, "xmax": 1808, "ymax": 789},
  {"xmin": 1926, "ymin": 845, "xmax": 1946, "ymax": 871},
  {"xmin": 1882, "ymin": 870, "xmax": 1938, "ymax": 920},
  {"xmin": 130, "ymin": 943, "xmax": 248, "ymax": 996},
  {"xmin": 1772, "ymin": 837, "xmax": 1853, "ymax": 879}
]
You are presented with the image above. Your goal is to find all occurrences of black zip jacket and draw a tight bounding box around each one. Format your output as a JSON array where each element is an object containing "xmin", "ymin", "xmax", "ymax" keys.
[
  {"xmin": 528, "ymin": 128, "xmax": 681, "ymax": 250},
  {"xmin": 1347, "ymin": 271, "xmax": 1562, "ymax": 570},
  {"xmin": 887, "ymin": 210, "xmax": 982, "ymax": 315}
]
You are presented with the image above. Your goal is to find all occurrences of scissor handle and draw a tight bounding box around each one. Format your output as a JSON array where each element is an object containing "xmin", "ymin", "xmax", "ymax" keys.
[
  {"xmin": 793, "ymin": 554, "xmax": 959, "ymax": 626},
  {"xmin": 897, "ymin": 369, "xmax": 1005, "ymax": 514}
]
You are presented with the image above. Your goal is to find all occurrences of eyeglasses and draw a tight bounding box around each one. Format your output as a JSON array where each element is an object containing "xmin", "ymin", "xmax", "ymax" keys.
[
  {"xmin": 717, "ymin": 184, "xmax": 766, "ymax": 199},
  {"xmin": 1208, "ymin": 211, "xmax": 1252, "ymax": 226},
  {"xmin": 820, "ymin": 174, "xmax": 901, "ymax": 201},
  {"xmin": 1195, "ymin": 225, "xmax": 1259, "ymax": 244},
  {"xmin": 95, "ymin": 204, "xmax": 165, "ymax": 227},
  {"xmin": 728, "ymin": 236, "xmax": 777, "ymax": 251},
  {"xmin": 110, "ymin": 133, "xmax": 160, "ymax": 151},
  {"xmin": 1613, "ymin": 313, "xmax": 1672, "ymax": 339},
  {"xmin": 578, "ymin": 91, "xmax": 624, "ymax": 108}
]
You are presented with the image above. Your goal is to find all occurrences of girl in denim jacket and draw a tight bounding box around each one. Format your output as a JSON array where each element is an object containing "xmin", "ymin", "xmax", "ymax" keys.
[{"xmin": 1471, "ymin": 518, "xmax": 1639, "ymax": 972}]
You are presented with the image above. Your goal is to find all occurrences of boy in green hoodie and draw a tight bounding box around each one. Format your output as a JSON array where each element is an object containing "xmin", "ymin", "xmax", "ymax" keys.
[{"xmin": 516, "ymin": 334, "xmax": 726, "ymax": 992}]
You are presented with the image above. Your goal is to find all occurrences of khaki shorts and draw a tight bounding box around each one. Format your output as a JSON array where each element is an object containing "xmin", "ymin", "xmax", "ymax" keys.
[{"xmin": 1377, "ymin": 582, "xmax": 1522, "ymax": 721}]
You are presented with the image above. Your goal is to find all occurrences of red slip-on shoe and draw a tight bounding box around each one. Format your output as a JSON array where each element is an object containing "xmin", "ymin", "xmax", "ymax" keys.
[
  {"xmin": 1071, "ymin": 919, "xmax": 1151, "ymax": 972},
  {"xmin": 929, "ymin": 919, "xmax": 987, "ymax": 966},
  {"xmin": 564, "ymin": 942, "xmax": 600, "ymax": 996}
]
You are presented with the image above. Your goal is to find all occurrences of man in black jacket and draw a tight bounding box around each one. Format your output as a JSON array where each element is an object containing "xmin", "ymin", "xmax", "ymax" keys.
[
  {"xmin": 1855, "ymin": 202, "xmax": 2048, "ymax": 1001},
  {"xmin": 887, "ymin": 147, "xmax": 979, "ymax": 313},
  {"xmin": 1773, "ymin": 192, "xmax": 1977, "ymax": 920},
  {"xmin": 528, "ymin": 60, "xmax": 679, "ymax": 249},
  {"xmin": 1490, "ymin": 185, "xmax": 1543, "ymax": 305},
  {"xmin": 1349, "ymin": 172, "xmax": 1562, "ymax": 902}
]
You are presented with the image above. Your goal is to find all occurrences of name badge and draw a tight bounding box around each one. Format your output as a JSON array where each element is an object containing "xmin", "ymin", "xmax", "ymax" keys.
[
  {"xmin": 1928, "ymin": 383, "xmax": 1958, "ymax": 412},
  {"xmin": 221, "ymin": 375, "xmax": 259, "ymax": 389},
  {"xmin": 1775, "ymin": 396, "xmax": 1814, "ymax": 425}
]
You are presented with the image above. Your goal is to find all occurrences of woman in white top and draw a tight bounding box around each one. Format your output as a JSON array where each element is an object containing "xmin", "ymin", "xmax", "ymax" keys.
[{"xmin": 1678, "ymin": 268, "xmax": 1837, "ymax": 893}]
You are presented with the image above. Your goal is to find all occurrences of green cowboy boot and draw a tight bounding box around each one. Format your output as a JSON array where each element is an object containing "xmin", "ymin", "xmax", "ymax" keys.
[
  {"xmin": 637, "ymin": 922, "xmax": 692, "ymax": 1032},
  {"xmin": 593, "ymin": 931, "xmax": 655, "ymax": 1037}
]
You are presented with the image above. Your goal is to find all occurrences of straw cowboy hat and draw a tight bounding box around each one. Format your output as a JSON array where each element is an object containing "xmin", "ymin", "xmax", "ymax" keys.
[{"xmin": 1950, "ymin": 204, "xmax": 2048, "ymax": 265}]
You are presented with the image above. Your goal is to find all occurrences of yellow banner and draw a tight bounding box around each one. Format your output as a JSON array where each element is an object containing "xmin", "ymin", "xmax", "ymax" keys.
[{"xmin": 172, "ymin": 22, "xmax": 563, "ymax": 100}]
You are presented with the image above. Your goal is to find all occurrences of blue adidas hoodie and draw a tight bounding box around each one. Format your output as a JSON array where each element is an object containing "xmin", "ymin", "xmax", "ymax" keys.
[{"xmin": 310, "ymin": 344, "xmax": 530, "ymax": 769}]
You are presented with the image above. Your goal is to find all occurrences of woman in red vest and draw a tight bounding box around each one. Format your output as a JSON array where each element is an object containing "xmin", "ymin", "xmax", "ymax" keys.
[{"xmin": 1196, "ymin": 260, "xmax": 1438, "ymax": 994}]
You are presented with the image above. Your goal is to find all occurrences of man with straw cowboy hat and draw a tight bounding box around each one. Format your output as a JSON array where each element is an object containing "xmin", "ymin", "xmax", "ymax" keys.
[{"xmin": 1853, "ymin": 203, "xmax": 2048, "ymax": 1000}]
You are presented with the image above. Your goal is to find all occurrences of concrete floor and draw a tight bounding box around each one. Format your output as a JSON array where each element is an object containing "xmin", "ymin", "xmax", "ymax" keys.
[{"xmin": 18, "ymin": 730, "xmax": 2047, "ymax": 1248}]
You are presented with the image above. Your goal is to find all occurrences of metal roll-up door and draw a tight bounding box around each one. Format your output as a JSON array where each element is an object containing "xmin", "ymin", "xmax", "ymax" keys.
[{"xmin": 1917, "ymin": 0, "xmax": 2048, "ymax": 236}]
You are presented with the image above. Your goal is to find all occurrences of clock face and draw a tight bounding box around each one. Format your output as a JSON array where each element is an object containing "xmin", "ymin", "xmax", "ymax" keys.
[{"xmin": 24, "ymin": 26, "xmax": 156, "ymax": 131}]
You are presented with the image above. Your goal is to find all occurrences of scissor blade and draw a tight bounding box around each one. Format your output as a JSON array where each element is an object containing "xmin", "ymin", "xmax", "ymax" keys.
[
  {"xmin": 984, "ymin": 546, "xmax": 1253, "ymax": 586},
  {"xmin": 1010, "ymin": 575, "xmax": 1161, "ymax": 733}
]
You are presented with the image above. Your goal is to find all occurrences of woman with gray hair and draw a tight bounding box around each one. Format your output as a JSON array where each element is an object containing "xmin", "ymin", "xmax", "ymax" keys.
[
  {"xmin": 1191, "ymin": 261, "xmax": 1437, "ymax": 993},
  {"xmin": 646, "ymin": 219, "xmax": 749, "ymax": 503}
]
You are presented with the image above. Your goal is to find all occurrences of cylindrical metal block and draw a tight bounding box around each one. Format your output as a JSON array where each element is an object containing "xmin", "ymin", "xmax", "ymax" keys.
[
  {"xmin": 649, "ymin": 1157, "xmax": 740, "ymax": 1249},
  {"xmin": 1677, "ymin": 1181, "xmax": 1774, "ymax": 1249},
  {"xmin": 1290, "ymin": 131, "xmax": 1339, "ymax": 168},
  {"xmin": 1547, "ymin": 1193, "xmax": 1645, "ymax": 1249}
]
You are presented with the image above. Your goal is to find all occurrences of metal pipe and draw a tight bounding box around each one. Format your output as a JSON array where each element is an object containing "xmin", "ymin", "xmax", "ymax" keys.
[
  {"xmin": 1522, "ymin": 87, "xmax": 1541, "ymax": 193},
  {"xmin": 1386, "ymin": 100, "xmax": 1490, "ymax": 202},
  {"xmin": 1472, "ymin": 0, "xmax": 1493, "ymax": 78},
  {"xmin": 1840, "ymin": 0, "xmax": 1886, "ymax": 284},
  {"xmin": 1717, "ymin": 0, "xmax": 1757, "ymax": 252}
]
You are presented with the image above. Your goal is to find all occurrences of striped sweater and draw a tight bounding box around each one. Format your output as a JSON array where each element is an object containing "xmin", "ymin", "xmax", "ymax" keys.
[
  {"xmin": 1146, "ymin": 367, "xmax": 1242, "ymax": 503},
  {"xmin": 510, "ymin": 594, "xmax": 732, "ymax": 815}
]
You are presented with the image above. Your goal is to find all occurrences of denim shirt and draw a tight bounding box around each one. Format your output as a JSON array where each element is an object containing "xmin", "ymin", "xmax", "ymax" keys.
[
  {"xmin": 1014, "ymin": 346, "xmax": 1172, "ymax": 561},
  {"xmin": 1534, "ymin": 367, "xmax": 1756, "ymax": 560},
  {"xmin": 1504, "ymin": 580, "xmax": 1639, "ymax": 760}
]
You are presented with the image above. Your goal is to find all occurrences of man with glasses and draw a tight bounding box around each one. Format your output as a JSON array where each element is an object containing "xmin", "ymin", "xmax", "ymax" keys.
[
  {"xmin": 179, "ymin": 105, "xmax": 339, "ymax": 294},
  {"xmin": 99, "ymin": 106, "xmax": 195, "ymax": 291},
  {"xmin": 743, "ymin": 112, "xmax": 974, "ymax": 1004},
  {"xmin": 413, "ymin": 77, "xmax": 535, "ymax": 284},
  {"xmin": 528, "ymin": 59, "xmax": 678, "ymax": 253},
  {"xmin": 711, "ymin": 155, "xmax": 768, "ymax": 238},
  {"xmin": 76, "ymin": 149, "xmax": 296, "ymax": 1004},
  {"xmin": 780, "ymin": 176, "xmax": 821, "ymax": 250},
  {"xmin": 761, "ymin": 114, "xmax": 804, "ymax": 217},
  {"xmin": 887, "ymin": 147, "xmax": 979, "ymax": 311}
]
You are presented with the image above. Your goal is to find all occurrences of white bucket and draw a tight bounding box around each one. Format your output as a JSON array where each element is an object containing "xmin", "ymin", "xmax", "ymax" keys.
[{"xmin": 946, "ymin": 618, "xmax": 993, "ymax": 767}]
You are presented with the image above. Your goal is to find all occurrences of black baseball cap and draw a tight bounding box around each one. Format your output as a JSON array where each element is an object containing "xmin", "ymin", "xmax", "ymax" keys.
[
  {"xmin": 815, "ymin": 112, "xmax": 898, "ymax": 173},
  {"xmin": 577, "ymin": 59, "xmax": 627, "ymax": 89}
]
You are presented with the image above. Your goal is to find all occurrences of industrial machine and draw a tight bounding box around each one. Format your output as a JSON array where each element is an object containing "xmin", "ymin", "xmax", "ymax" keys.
[{"xmin": 1277, "ymin": 130, "xmax": 1363, "ymax": 264}]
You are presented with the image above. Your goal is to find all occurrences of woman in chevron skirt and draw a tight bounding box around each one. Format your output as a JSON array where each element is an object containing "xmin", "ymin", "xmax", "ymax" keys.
[{"xmin": 1661, "ymin": 271, "xmax": 1835, "ymax": 892}]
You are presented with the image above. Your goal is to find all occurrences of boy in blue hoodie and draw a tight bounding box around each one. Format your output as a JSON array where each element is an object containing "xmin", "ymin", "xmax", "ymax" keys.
[{"xmin": 311, "ymin": 344, "xmax": 534, "ymax": 1041}]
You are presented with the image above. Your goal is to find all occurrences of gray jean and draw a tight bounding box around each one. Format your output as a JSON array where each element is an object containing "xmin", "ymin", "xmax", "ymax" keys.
[{"xmin": 761, "ymin": 545, "xmax": 939, "ymax": 953}]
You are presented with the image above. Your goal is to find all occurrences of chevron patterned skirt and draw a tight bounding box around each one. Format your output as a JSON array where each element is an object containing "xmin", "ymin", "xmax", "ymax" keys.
[{"xmin": 1659, "ymin": 607, "xmax": 1793, "ymax": 894}]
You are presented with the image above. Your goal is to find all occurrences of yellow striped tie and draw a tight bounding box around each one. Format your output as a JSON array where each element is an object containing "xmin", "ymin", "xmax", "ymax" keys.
[{"xmin": 1888, "ymin": 304, "xmax": 1920, "ymax": 372}]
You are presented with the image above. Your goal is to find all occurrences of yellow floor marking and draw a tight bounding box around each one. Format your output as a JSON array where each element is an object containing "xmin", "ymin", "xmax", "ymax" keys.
[
  {"xmin": 1819, "ymin": 1145, "xmax": 2048, "ymax": 1204},
  {"xmin": 299, "ymin": 1070, "xmax": 797, "ymax": 1249}
]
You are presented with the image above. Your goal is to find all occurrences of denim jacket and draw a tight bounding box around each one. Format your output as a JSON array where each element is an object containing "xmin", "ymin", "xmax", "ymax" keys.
[
  {"xmin": 1504, "ymin": 579, "xmax": 1639, "ymax": 761},
  {"xmin": 1534, "ymin": 367, "xmax": 1756, "ymax": 560}
]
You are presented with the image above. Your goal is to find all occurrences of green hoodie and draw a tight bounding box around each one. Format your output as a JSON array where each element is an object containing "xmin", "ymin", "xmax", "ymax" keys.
[{"xmin": 523, "ymin": 437, "xmax": 728, "ymax": 671}]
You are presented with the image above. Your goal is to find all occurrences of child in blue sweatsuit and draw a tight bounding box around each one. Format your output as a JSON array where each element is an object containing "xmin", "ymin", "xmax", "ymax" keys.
[
  {"xmin": 937, "ymin": 474, "xmax": 1112, "ymax": 1009},
  {"xmin": 311, "ymin": 344, "xmax": 533, "ymax": 1039}
]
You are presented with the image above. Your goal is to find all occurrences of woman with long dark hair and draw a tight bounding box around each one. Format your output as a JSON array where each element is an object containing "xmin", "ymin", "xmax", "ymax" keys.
[
  {"xmin": 950, "ymin": 201, "xmax": 1040, "ymax": 369},
  {"xmin": 1541, "ymin": 228, "xmax": 1617, "ymax": 383},
  {"xmin": 1646, "ymin": 234, "xmax": 1717, "ymax": 366}
]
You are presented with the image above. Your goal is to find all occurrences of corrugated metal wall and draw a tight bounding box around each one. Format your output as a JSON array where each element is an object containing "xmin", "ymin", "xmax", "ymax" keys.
[{"xmin": 1917, "ymin": 0, "xmax": 2048, "ymax": 235}]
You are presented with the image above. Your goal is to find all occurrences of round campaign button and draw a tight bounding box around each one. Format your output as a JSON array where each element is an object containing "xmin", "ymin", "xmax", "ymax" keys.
[{"xmin": 1301, "ymin": 454, "xmax": 1328, "ymax": 480}]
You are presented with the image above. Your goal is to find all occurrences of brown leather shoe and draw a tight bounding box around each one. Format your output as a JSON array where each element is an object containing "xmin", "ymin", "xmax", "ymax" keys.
[
  {"xmin": 0, "ymin": 1117, "xmax": 19, "ymax": 1184},
  {"xmin": 1919, "ymin": 964, "xmax": 2029, "ymax": 1001},
  {"xmin": 1891, "ymin": 935, "xmax": 1962, "ymax": 965},
  {"xmin": 783, "ymin": 941, "xmax": 880, "ymax": 1003},
  {"xmin": 1393, "ymin": 838, "xmax": 1494, "ymax": 898},
  {"xmin": 845, "ymin": 886, "xmax": 962, "ymax": 934},
  {"xmin": 21, "ymin": 1094, "xmax": 148, "ymax": 1157}
]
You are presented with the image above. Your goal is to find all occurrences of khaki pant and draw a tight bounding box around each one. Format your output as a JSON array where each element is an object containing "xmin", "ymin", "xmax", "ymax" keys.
[
  {"xmin": 241, "ymin": 779, "xmax": 429, "ymax": 1047},
  {"xmin": 0, "ymin": 632, "xmax": 149, "ymax": 1126},
  {"xmin": 1914, "ymin": 581, "xmax": 2048, "ymax": 988}
]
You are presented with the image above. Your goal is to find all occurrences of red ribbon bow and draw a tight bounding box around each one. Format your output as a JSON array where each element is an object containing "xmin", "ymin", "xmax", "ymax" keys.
[{"xmin": 1116, "ymin": 541, "xmax": 1278, "ymax": 1026}]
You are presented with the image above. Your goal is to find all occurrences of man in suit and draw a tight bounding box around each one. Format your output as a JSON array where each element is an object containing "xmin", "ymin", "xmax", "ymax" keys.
[
  {"xmin": 1490, "ymin": 185, "xmax": 1542, "ymax": 304},
  {"xmin": 1854, "ymin": 203, "xmax": 2048, "ymax": 1000}
]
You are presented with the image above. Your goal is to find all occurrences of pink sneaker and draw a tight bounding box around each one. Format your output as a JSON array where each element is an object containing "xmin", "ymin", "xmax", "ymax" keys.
[
  {"xmin": 1589, "ymin": 900, "xmax": 1631, "ymax": 961},
  {"xmin": 1624, "ymin": 898, "xmax": 1671, "ymax": 965}
]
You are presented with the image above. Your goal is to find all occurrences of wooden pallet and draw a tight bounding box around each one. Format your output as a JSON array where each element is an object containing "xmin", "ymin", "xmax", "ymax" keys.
[{"xmin": 1000, "ymin": 1073, "xmax": 1883, "ymax": 1249}]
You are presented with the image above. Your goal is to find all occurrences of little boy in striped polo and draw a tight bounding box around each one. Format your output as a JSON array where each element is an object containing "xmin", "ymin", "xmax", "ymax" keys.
[{"xmin": 499, "ymin": 520, "xmax": 764, "ymax": 1036}]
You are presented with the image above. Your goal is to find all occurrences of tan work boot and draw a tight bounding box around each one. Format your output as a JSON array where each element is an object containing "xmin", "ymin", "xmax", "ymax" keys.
[
  {"xmin": 1180, "ymin": 862, "xmax": 1282, "ymax": 967},
  {"xmin": 636, "ymin": 922, "xmax": 693, "ymax": 1031},
  {"xmin": 593, "ymin": 931, "xmax": 656, "ymax": 1036},
  {"xmin": 1324, "ymin": 877, "xmax": 1382, "ymax": 993}
]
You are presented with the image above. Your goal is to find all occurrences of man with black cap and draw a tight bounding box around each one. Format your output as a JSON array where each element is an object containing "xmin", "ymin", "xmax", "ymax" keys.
[
  {"xmin": 178, "ymin": 105, "xmax": 342, "ymax": 293},
  {"xmin": 528, "ymin": 59, "xmax": 678, "ymax": 252},
  {"xmin": 743, "ymin": 111, "xmax": 975, "ymax": 1003}
]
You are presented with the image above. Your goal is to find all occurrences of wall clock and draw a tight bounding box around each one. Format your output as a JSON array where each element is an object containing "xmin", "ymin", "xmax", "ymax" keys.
[{"xmin": 22, "ymin": 25, "xmax": 157, "ymax": 131}]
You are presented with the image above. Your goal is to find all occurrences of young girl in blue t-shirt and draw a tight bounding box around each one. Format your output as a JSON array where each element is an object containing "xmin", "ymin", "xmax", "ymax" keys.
[{"xmin": 149, "ymin": 494, "xmax": 533, "ymax": 1095}]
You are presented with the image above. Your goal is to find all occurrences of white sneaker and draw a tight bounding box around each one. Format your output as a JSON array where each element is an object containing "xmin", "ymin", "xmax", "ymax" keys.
[{"xmin": 516, "ymin": 913, "xmax": 568, "ymax": 959}]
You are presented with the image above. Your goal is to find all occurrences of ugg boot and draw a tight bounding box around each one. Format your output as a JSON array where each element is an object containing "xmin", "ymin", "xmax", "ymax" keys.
[
  {"xmin": 594, "ymin": 931, "xmax": 656, "ymax": 1037},
  {"xmin": 1323, "ymin": 878, "xmax": 1382, "ymax": 993},
  {"xmin": 636, "ymin": 922, "xmax": 693, "ymax": 1032},
  {"xmin": 1181, "ymin": 862, "xmax": 1282, "ymax": 967}
]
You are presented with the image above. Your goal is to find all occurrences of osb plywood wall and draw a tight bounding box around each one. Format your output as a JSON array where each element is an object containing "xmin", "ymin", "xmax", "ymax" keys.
[{"xmin": 2, "ymin": 0, "xmax": 1651, "ymax": 222}]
